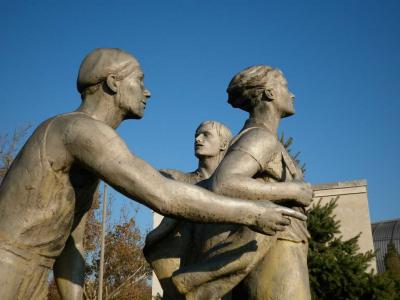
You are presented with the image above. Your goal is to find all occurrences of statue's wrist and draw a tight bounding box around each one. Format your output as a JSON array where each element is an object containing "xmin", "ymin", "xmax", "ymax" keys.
[{"xmin": 246, "ymin": 202, "xmax": 260, "ymax": 227}]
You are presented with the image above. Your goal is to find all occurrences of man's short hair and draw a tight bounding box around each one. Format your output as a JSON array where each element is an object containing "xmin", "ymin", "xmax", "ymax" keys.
[
  {"xmin": 226, "ymin": 65, "xmax": 283, "ymax": 112},
  {"xmin": 196, "ymin": 121, "xmax": 232, "ymax": 150},
  {"xmin": 77, "ymin": 48, "xmax": 140, "ymax": 98}
]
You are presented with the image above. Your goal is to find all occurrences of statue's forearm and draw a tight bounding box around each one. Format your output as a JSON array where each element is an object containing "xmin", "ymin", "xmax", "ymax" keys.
[
  {"xmin": 144, "ymin": 178, "xmax": 259, "ymax": 227},
  {"xmin": 210, "ymin": 174, "xmax": 303, "ymax": 202},
  {"xmin": 152, "ymin": 177, "xmax": 307, "ymax": 235}
]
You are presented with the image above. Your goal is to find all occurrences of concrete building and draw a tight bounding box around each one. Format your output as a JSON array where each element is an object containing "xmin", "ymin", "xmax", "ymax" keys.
[{"xmin": 312, "ymin": 179, "xmax": 376, "ymax": 271}]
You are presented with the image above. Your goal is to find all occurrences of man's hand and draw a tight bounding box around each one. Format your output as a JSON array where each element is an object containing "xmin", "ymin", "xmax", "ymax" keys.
[
  {"xmin": 291, "ymin": 182, "xmax": 313, "ymax": 207},
  {"xmin": 250, "ymin": 200, "xmax": 307, "ymax": 235}
]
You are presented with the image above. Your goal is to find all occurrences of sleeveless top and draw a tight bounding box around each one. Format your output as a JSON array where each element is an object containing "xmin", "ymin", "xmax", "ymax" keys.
[{"xmin": 0, "ymin": 112, "xmax": 99, "ymax": 267}]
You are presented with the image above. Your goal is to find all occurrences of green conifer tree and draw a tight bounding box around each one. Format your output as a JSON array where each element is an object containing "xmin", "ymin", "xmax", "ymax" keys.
[
  {"xmin": 385, "ymin": 242, "xmax": 400, "ymax": 276},
  {"xmin": 307, "ymin": 198, "xmax": 375, "ymax": 299},
  {"xmin": 281, "ymin": 134, "xmax": 399, "ymax": 299},
  {"xmin": 362, "ymin": 242, "xmax": 400, "ymax": 300}
]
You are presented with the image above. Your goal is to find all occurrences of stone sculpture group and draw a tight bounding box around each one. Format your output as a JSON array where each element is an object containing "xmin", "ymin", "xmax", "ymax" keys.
[{"xmin": 0, "ymin": 48, "xmax": 313, "ymax": 300}]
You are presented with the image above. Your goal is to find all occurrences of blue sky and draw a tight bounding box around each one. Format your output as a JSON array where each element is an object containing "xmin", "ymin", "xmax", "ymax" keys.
[{"xmin": 1, "ymin": 0, "xmax": 399, "ymax": 232}]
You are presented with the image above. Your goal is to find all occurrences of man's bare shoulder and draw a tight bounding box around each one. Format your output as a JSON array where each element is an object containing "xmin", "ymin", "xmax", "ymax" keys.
[
  {"xmin": 46, "ymin": 112, "xmax": 130, "ymax": 164},
  {"xmin": 54, "ymin": 112, "xmax": 119, "ymax": 143},
  {"xmin": 55, "ymin": 112, "xmax": 110, "ymax": 130},
  {"xmin": 40, "ymin": 112, "xmax": 122, "ymax": 168}
]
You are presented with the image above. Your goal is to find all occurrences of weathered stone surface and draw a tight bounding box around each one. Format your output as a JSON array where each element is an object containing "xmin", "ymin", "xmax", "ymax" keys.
[
  {"xmin": 0, "ymin": 50, "xmax": 307, "ymax": 300},
  {"xmin": 150, "ymin": 65, "xmax": 314, "ymax": 300}
]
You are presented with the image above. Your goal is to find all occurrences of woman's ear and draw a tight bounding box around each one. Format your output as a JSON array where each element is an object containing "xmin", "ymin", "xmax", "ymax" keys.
[{"xmin": 263, "ymin": 88, "xmax": 275, "ymax": 102}]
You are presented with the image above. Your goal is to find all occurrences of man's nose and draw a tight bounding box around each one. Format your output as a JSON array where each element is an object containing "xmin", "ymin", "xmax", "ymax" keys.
[{"xmin": 144, "ymin": 88, "xmax": 151, "ymax": 98}]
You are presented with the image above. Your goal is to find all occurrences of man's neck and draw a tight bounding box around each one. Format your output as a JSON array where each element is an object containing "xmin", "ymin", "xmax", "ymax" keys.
[
  {"xmin": 77, "ymin": 94, "xmax": 125, "ymax": 129},
  {"xmin": 196, "ymin": 155, "xmax": 221, "ymax": 179}
]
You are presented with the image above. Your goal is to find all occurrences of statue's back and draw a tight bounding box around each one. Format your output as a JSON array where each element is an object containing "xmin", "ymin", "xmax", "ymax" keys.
[{"xmin": 0, "ymin": 112, "xmax": 99, "ymax": 261}]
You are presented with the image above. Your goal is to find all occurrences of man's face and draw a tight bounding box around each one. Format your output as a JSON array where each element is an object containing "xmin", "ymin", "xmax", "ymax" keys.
[
  {"xmin": 272, "ymin": 75, "xmax": 295, "ymax": 118},
  {"xmin": 118, "ymin": 68, "xmax": 151, "ymax": 119},
  {"xmin": 194, "ymin": 124, "xmax": 222, "ymax": 158}
]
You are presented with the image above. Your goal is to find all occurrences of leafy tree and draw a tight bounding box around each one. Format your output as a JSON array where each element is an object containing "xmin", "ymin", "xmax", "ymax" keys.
[
  {"xmin": 47, "ymin": 191, "xmax": 151, "ymax": 300},
  {"xmin": 0, "ymin": 125, "xmax": 30, "ymax": 183},
  {"xmin": 83, "ymin": 200, "xmax": 152, "ymax": 300}
]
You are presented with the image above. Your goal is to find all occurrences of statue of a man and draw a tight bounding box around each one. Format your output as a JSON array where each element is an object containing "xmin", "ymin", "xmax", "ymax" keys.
[
  {"xmin": 0, "ymin": 50, "xmax": 308, "ymax": 299},
  {"xmin": 144, "ymin": 120, "xmax": 233, "ymax": 299},
  {"xmin": 172, "ymin": 66, "xmax": 312, "ymax": 300}
]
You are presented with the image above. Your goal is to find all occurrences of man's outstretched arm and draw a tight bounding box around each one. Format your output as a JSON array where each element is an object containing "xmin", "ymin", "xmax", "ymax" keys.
[{"xmin": 64, "ymin": 117, "xmax": 306, "ymax": 235}]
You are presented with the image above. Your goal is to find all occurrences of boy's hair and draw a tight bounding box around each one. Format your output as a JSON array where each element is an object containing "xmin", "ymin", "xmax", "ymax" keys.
[{"xmin": 196, "ymin": 121, "xmax": 232, "ymax": 151}]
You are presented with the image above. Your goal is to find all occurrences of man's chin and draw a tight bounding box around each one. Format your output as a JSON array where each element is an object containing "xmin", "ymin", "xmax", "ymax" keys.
[
  {"xmin": 195, "ymin": 152, "xmax": 208, "ymax": 159},
  {"xmin": 127, "ymin": 110, "xmax": 145, "ymax": 120},
  {"xmin": 282, "ymin": 110, "xmax": 295, "ymax": 118},
  {"xmin": 134, "ymin": 114, "xmax": 144, "ymax": 119}
]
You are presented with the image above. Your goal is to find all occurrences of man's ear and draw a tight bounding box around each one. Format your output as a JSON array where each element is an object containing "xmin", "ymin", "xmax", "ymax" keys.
[
  {"xmin": 106, "ymin": 74, "xmax": 119, "ymax": 93},
  {"xmin": 263, "ymin": 88, "xmax": 275, "ymax": 102},
  {"xmin": 220, "ymin": 140, "xmax": 228, "ymax": 151}
]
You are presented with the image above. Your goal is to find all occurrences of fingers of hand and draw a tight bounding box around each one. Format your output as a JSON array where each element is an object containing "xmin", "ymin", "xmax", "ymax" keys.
[
  {"xmin": 278, "ymin": 216, "xmax": 291, "ymax": 226},
  {"xmin": 252, "ymin": 224, "xmax": 276, "ymax": 236},
  {"xmin": 265, "ymin": 229, "xmax": 277, "ymax": 235},
  {"xmin": 273, "ymin": 224, "xmax": 286, "ymax": 232},
  {"xmin": 281, "ymin": 208, "xmax": 307, "ymax": 221}
]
